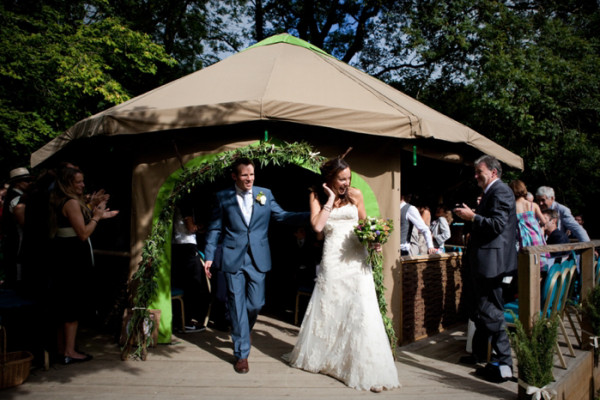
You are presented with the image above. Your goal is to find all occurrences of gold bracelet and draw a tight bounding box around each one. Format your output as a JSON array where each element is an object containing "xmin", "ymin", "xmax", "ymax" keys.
[
  {"xmin": 471, "ymin": 214, "xmax": 476, "ymax": 222},
  {"xmin": 91, "ymin": 219, "xmax": 99, "ymax": 224}
]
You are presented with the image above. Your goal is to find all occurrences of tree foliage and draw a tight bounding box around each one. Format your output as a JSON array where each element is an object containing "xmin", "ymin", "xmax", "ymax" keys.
[
  {"xmin": 97, "ymin": 0, "xmax": 209, "ymax": 82},
  {"xmin": 0, "ymin": 1, "xmax": 175, "ymax": 172},
  {"xmin": 2, "ymin": 0, "xmax": 599, "ymax": 227},
  {"xmin": 359, "ymin": 0, "xmax": 600, "ymax": 216},
  {"xmin": 200, "ymin": 0, "xmax": 392, "ymax": 63}
]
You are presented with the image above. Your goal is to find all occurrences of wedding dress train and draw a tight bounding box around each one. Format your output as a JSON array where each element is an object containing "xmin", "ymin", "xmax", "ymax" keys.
[{"xmin": 288, "ymin": 204, "xmax": 400, "ymax": 391}]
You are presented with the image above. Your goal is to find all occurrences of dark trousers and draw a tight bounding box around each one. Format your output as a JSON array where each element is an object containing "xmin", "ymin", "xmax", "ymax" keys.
[
  {"xmin": 470, "ymin": 274, "xmax": 513, "ymax": 367},
  {"xmin": 171, "ymin": 243, "xmax": 211, "ymax": 325}
]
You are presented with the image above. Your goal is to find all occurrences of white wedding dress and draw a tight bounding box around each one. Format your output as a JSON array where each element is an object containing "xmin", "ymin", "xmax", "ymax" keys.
[{"xmin": 288, "ymin": 204, "xmax": 400, "ymax": 391}]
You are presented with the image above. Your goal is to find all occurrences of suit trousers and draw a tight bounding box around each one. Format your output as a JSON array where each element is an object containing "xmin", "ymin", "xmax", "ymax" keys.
[
  {"xmin": 225, "ymin": 252, "xmax": 266, "ymax": 359},
  {"xmin": 471, "ymin": 275, "xmax": 513, "ymax": 367}
]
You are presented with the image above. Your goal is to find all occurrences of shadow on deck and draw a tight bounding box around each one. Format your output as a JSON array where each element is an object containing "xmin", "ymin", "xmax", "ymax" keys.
[{"xmin": 1, "ymin": 314, "xmax": 595, "ymax": 399}]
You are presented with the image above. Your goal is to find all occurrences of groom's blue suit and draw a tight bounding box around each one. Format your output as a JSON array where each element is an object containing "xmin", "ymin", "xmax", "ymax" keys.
[{"xmin": 204, "ymin": 185, "xmax": 308, "ymax": 360}]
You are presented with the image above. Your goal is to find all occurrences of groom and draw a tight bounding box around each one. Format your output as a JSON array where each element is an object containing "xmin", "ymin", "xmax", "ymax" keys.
[{"xmin": 203, "ymin": 157, "xmax": 309, "ymax": 373}]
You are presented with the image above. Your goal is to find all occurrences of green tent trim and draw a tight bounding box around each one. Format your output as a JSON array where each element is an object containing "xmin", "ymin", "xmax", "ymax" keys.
[{"xmin": 245, "ymin": 33, "xmax": 332, "ymax": 57}]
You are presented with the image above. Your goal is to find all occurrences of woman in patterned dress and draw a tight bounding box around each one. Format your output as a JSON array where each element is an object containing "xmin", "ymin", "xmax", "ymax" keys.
[{"xmin": 509, "ymin": 180, "xmax": 549, "ymax": 268}]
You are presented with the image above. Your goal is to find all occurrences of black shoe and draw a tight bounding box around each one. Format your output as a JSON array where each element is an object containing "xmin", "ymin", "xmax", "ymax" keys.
[
  {"xmin": 459, "ymin": 355, "xmax": 480, "ymax": 365},
  {"xmin": 475, "ymin": 363, "xmax": 510, "ymax": 383},
  {"xmin": 62, "ymin": 354, "xmax": 93, "ymax": 365}
]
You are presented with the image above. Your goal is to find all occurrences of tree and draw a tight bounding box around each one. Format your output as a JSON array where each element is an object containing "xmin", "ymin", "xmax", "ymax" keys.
[
  {"xmin": 99, "ymin": 0, "xmax": 209, "ymax": 83},
  {"xmin": 359, "ymin": 0, "xmax": 600, "ymax": 222},
  {"xmin": 0, "ymin": 2, "xmax": 176, "ymax": 172},
  {"xmin": 200, "ymin": 0, "xmax": 391, "ymax": 64}
]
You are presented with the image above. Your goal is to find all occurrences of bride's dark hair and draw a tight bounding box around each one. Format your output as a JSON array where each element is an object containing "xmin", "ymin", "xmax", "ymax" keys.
[{"xmin": 312, "ymin": 147, "xmax": 353, "ymax": 204}]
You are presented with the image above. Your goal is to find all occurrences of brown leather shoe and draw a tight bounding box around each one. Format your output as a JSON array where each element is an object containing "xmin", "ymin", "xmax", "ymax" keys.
[{"xmin": 234, "ymin": 358, "xmax": 249, "ymax": 374}]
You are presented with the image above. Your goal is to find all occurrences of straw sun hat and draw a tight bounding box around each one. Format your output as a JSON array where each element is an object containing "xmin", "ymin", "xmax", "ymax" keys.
[{"xmin": 7, "ymin": 167, "xmax": 32, "ymax": 183}]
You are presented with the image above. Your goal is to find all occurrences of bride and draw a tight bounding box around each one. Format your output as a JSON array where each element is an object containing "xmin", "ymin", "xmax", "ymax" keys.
[{"xmin": 287, "ymin": 155, "xmax": 400, "ymax": 392}]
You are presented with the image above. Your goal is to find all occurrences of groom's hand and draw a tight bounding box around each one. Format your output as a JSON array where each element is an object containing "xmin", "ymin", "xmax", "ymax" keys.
[{"xmin": 204, "ymin": 260, "xmax": 213, "ymax": 279}]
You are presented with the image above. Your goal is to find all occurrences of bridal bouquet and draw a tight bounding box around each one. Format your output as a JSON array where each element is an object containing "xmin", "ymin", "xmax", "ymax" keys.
[
  {"xmin": 354, "ymin": 216, "xmax": 397, "ymax": 357},
  {"xmin": 354, "ymin": 216, "xmax": 394, "ymax": 267}
]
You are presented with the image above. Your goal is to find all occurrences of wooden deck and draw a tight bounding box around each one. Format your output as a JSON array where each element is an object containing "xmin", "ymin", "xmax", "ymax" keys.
[
  {"xmin": 0, "ymin": 314, "xmax": 526, "ymax": 400},
  {"xmin": 4, "ymin": 312, "xmax": 594, "ymax": 399}
]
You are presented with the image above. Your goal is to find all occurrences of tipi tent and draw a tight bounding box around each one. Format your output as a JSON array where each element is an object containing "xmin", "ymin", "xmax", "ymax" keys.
[{"xmin": 31, "ymin": 34, "xmax": 522, "ymax": 344}]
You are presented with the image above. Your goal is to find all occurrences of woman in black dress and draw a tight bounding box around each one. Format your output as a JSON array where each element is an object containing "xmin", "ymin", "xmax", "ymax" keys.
[{"xmin": 50, "ymin": 167, "xmax": 118, "ymax": 364}]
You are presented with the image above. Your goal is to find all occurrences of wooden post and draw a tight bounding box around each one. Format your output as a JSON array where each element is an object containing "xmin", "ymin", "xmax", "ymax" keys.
[
  {"xmin": 518, "ymin": 252, "xmax": 540, "ymax": 333},
  {"xmin": 581, "ymin": 246, "xmax": 595, "ymax": 350}
]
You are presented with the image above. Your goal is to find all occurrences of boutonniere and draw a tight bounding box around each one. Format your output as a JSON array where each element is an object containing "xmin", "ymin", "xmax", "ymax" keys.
[{"xmin": 256, "ymin": 191, "xmax": 267, "ymax": 206}]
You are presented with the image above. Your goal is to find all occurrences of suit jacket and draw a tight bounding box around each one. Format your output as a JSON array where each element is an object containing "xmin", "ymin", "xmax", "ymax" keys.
[
  {"xmin": 469, "ymin": 180, "xmax": 517, "ymax": 279},
  {"xmin": 552, "ymin": 201, "xmax": 590, "ymax": 242},
  {"xmin": 204, "ymin": 185, "xmax": 309, "ymax": 273}
]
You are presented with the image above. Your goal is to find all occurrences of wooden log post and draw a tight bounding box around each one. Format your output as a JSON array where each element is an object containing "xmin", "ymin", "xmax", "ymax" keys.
[{"xmin": 518, "ymin": 252, "xmax": 540, "ymax": 333}]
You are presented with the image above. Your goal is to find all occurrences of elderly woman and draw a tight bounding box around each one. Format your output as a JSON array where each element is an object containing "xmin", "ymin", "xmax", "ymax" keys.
[{"xmin": 50, "ymin": 167, "xmax": 118, "ymax": 365}]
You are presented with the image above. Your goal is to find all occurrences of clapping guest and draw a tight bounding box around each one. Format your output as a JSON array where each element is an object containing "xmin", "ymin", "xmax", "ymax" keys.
[{"xmin": 49, "ymin": 167, "xmax": 118, "ymax": 365}]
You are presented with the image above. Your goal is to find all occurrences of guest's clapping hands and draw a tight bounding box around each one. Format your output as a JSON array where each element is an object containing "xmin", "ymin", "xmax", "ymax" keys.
[
  {"xmin": 93, "ymin": 199, "xmax": 119, "ymax": 220},
  {"xmin": 90, "ymin": 189, "xmax": 110, "ymax": 208}
]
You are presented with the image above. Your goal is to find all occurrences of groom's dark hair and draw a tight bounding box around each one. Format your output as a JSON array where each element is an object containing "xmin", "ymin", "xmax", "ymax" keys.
[{"xmin": 231, "ymin": 157, "xmax": 255, "ymax": 175}]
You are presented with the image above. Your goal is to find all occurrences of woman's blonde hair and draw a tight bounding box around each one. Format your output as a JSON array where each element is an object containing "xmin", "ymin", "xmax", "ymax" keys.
[{"xmin": 49, "ymin": 167, "xmax": 90, "ymax": 236}]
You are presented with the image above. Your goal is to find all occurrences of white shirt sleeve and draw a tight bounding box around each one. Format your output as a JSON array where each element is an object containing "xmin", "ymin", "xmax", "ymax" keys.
[{"xmin": 407, "ymin": 206, "xmax": 434, "ymax": 249}]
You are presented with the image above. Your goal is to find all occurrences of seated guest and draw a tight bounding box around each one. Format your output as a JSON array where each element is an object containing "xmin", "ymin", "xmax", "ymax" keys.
[
  {"xmin": 536, "ymin": 186, "xmax": 590, "ymax": 243},
  {"xmin": 542, "ymin": 209, "xmax": 569, "ymax": 265},
  {"xmin": 171, "ymin": 197, "xmax": 210, "ymax": 332}
]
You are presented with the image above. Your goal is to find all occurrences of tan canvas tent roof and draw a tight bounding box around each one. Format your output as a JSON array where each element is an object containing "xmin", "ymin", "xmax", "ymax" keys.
[{"xmin": 31, "ymin": 34, "xmax": 523, "ymax": 169}]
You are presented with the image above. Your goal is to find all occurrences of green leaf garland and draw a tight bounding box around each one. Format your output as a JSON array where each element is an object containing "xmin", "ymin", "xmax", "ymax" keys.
[{"xmin": 122, "ymin": 141, "xmax": 396, "ymax": 359}]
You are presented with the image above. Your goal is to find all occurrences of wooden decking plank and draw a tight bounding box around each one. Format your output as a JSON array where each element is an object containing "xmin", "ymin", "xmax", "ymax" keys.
[{"xmin": 5, "ymin": 314, "xmax": 572, "ymax": 399}]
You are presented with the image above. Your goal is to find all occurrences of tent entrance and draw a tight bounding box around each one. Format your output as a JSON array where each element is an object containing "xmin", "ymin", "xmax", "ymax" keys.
[{"xmin": 148, "ymin": 144, "xmax": 380, "ymax": 342}]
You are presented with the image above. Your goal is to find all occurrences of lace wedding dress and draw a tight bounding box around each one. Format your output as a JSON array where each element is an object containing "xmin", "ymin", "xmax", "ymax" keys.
[{"xmin": 288, "ymin": 204, "xmax": 400, "ymax": 391}]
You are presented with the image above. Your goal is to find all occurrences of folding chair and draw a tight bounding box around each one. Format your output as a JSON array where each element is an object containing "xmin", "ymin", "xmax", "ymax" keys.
[
  {"xmin": 504, "ymin": 258, "xmax": 577, "ymax": 369},
  {"xmin": 564, "ymin": 252, "xmax": 590, "ymax": 348}
]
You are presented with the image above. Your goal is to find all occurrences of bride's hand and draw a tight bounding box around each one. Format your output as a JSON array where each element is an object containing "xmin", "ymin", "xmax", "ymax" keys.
[
  {"xmin": 369, "ymin": 243, "xmax": 382, "ymax": 252},
  {"xmin": 322, "ymin": 183, "xmax": 335, "ymax": 200}
]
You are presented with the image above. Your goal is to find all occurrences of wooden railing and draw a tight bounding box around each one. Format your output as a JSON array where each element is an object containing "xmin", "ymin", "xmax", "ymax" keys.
[{"xmin": 517, "ymin": 240, "xmax": 600, "ymax": 337}]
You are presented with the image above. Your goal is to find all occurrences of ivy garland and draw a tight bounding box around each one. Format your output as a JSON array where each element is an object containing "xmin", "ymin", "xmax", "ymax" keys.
[{"xmin": 122, "ymin": 141, "xmax": 396, "ymax": 359}]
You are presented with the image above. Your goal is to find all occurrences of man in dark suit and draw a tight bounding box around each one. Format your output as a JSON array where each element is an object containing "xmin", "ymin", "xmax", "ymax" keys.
[
  {"xmin": 203, "ymin": 158, "xmax": 308, "ymax": 374},
  {"xmin": 454, "ymin": 155, "xmax": 517, "ymax": 383}
]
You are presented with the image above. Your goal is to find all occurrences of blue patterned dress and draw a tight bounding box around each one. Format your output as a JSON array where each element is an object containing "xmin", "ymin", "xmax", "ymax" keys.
[{"xmin": 516, "ymin": 209, "xmax": 548, "ymax": 268}]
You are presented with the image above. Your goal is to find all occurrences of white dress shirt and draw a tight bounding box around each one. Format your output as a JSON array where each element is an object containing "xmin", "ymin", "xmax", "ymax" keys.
[
  {"xmin": 236, "ymin": 187, "xmax": 253, "ymax": 224},
  {"xmin": 400, "ymin": 201, "xmax": 434, "ymax": 252}
]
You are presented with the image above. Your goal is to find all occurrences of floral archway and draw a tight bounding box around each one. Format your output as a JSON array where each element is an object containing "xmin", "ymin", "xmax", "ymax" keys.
[{"xmin": 122, "ymin": 141, "xmax": 392, "ymax": 359}]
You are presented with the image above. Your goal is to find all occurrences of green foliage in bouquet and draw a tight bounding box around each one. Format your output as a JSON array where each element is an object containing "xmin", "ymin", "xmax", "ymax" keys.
[
  {"xmin": 508, "ymin": 311, "xmax": 558, "ymax": 388},
  {"xmin": 354, "ymin": 217, "xmax": 397, "ymax": 357}
]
